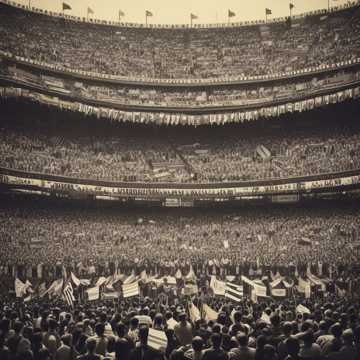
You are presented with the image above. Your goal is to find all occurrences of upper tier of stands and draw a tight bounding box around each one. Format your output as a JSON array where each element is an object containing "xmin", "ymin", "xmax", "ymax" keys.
[{"xmin": 1, "ymin": 1, "xmax": 360, "ymax": 83}]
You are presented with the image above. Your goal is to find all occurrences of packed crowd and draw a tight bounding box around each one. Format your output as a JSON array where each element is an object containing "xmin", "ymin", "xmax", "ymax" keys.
[
  {"xmin": 1, "ymin": 124, "xmax": 359, "ymax": 183},
  {"xmin": 1, "ymin": 281, "xmax": 360, "ymax": 360},
  {"xmin": 0, "ymin": 199, "xmax": 359, "ymax": 272},
  {"xmin": 0, "ymin": 2, "xmax": 360, "ymax": 80},
  {"xmin": 3, "ymin": 64, "xmax": 358, "ymax": 109}
]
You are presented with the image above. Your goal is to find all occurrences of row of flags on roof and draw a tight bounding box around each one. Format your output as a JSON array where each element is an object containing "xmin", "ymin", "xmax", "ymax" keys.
[{"xmin": 61, "ymin": 3, "xmax": 299, "ymax": 22}]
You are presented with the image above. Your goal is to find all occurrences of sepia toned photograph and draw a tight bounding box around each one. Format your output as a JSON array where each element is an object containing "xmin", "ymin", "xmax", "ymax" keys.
[{"xmin": 0, "ymin": 0, "xmax": 359, "ymax": 359}]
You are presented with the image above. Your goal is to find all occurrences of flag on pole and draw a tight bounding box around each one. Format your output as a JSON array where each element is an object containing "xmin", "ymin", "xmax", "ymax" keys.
[
  {"xmin": 265, "ymin": 8, "xmax": 272, "ymax": 15},
  {"xmin": 146, "ymin": 10, "xmax": 153, "ymax": 17},
  {"xmin": 190, "ymin": 13, "xmax": 198, "ymax": 20},
  {"xmin": 71, "ymin": 272, "xmax": 81, "ymax": 287},
  {"xmin": 62, "ymin": 2, "xmax": 71, "ymax": 11},
  {"xmin": 87, "ymin": 7, "xmax": 94, "ymax": 15},
  {"xmin": 289, "ymin": 3, "xmax": 295, "ymax": 10},
  {"xmin": 119, "ymin": 9, "xmax": 125, "ymax": 18},
  {"xmin": 62, "ymin": 280, "xmax": 75, "ymax": 307},
  {"xmin": 210, "ymin": 276, "xmax": 226, "ymax": 296},
  {"xmin": 228, "ymin": 9, "xmax": 236, "ymax": 17},
  {"xmin": 225, "ymin": 282, "xmax": 244, "ymax": 302},
  {"xmin": 122, "ymin": 281, "xmax": 139, "ymax": 298}
]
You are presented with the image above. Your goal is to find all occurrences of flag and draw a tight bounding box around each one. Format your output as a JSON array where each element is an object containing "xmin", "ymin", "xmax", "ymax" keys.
[
  {"xmin": 190, "ymin": 13, "xmax": 198, "ymax": 20},
  {"xmin": 71, "ymin": 272, "xmax": 81, "ymax": 287},
  {"xmin": 102, "ymin": 291, "xmax": 119, "ymax": 300},
  {"xmin": 185, "ymin": 265, "xmax": 197, "ymax": 282},
  {"xmin": 148, "ymin": 328, "xmax": 167, "ymax": 351},
  {"xmin": 87, "ymin": 7, "xmax": 94, "ymax": 15},
  {"xmin": 188, "ymin": 302, "xmax": 201, "ymax": 322},
  {"xmin": 265, "ymin": 8, "xmax": 272, "ymax": 15},
  {"xmin": 146, "ymin": 10, "xmax": 153, "ymax": 17},
  {"xmin": 86, "ymin": 286, "xmax": 100, "ymax": 301},
  {"xmin": 15, "ymin": 278, "xmax": 27, "ymax": 298},
  {"xmin": 210, "ymin": 276, "xmax": 226, "ymax": 296},
  {"xmin": 202, "ymin": 304, "xmax": 218, "ymax": 321},
  {"xmin": 62, "ymin": 2, "xmax": 71, "ymax": 11},
  {"xmin": 123, "ymin": 273, "xmax": 137, "ymax": 285},
  {"xmin": 122, "ymin": 281, "xmax": 139, "ymax": 298},
  {"xmin": 261, "ymin": 312, "xmax": 271, "ymax": 324},
  {"xmin": 225, "ymin": 282, "xmax": 244, "ymax": 302},
  {"xmin": 62, "ymin": 281, "xmax": 75, "ymax": 307},
  {"xmin": 42, "ymin": 279, "xmax": 63, "ymax": 298},
  {"xmin": 228, "ymin": 9, "xmax": 236, "ymax": 17},
  {"xmin": 289, "ymin": 3, "xmax": 294, "ymax": 10},
  {"xmin": 296, "ymin": 304, "xmax": 311, "ymax": 314},
  {"xmin": 119, "ymin": 10, "xmax": 125, "ymax": 17},
  {"xmin": 96, "ymin": 276, "xmax": 107, "ymax": 287},
  {"xmin": 140, "ymin": 270, "xmax": 148, "ymax": 282}
]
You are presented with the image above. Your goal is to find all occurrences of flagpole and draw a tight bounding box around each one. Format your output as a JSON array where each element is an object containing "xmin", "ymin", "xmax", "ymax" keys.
[
  {"xmin": 190, "ymin": 14, "xmax": 192, "ymax": 27},
  {"xmin": 146, "ymin": 14, "xmax": 147, "ymax": 26}
]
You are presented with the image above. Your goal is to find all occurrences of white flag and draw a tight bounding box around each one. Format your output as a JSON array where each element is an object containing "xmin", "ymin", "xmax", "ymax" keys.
[{"xmin": 86, "ymin": 286, "xmax": 100, "ymax": 301}]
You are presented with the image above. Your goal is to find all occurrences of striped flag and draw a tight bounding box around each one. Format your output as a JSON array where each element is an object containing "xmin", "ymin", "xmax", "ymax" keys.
[
  {"xmin": 148, "ymin": 328, "xmax": 167, "ymax": 351},
  {"xmin": 62, "ymin": 281, "xmax": 75, "ymax": 307},
  {"xmin": 62, "ymin": 2, "xmax": 71, "ymax": 11},
  {"xmin": 122, "ymin": 281, "xmax": 139, "ymax": 298},
  {"xmin": 225, "ymin": 282, "xmax": 243, "ymax": 302}
]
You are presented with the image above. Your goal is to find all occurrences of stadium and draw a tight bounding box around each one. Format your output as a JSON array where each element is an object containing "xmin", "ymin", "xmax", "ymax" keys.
[{"xmin": 0, "ymin": 0, "xmax": 360, "ymax": 359}]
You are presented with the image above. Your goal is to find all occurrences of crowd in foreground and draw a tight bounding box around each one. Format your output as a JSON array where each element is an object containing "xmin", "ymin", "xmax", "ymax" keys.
[
  {"xmin": 1, "ymin": 125, "xmax": 359, "ymax": 183},
  {"xmin": 0, "ymin": 2, "xmax": 359, "ymax": 79},
  {"xmin": 1, "ymin": 291, "xmax": 360, "ymax": 360}
]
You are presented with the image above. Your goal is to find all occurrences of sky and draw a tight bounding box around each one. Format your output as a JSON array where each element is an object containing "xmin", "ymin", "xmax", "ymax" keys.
[{"xmin": 18, "ymin": 0, "xmax": 350, "ymax": 24}]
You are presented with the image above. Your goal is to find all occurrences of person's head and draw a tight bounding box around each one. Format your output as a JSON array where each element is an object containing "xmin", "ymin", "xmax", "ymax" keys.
[
  {"xmin": 61, "ymin": 334, "xmax": 72, "ymax": 347},
  {"xmin": 192, "ymin": 336, "xmax": 203, "ymax": 352},
  {"xmin": 85, "ymin": 338, "xmax": 97, "ymax": 354},
  {"xmin": 94, "ymin": 322, "xmax": 105, "ymax": 337},
  {"xmin": 116, "ymin": 322, "xmax": 126, "ymax": 337},
  {"xmin": 283, "ymin": 321, "xmax": 292, "ymax": 337},
  {"xmin": 236, "ymin": 332, "xmax": 248, "ymax": 347},
  {"xmin": 301, "ymin": 330, "xmax": 314, "ymax": 346},
  {"xmin": 285, "ymin": 337, "xmax": 300, "ymax": 356},
  {"xmin": 47, "ymin": 318, "xmax": 58, "ymax": 331},
  {"xmin": 330, "ymin": 323, "xmax": 342, "ymax": 339},
  {"xmin": 263, "ymin": 344, "xmax": 277, "ymax": 360},
  {"xmin": 210, "ymin": 333, "xmax": 222, "ymax": 349},
  {"xmin": 233, "ymin": 311, "xmax": 242, "ymax": 323},
  {"xmin": 130, "ymin": 317, "xmax": 139, "ymax": 329},
  {"xmin": 256, "ymin": 334, "xmax": 267, "ymax": 350},
  {"xmin": 178, "ymin": 313, "xmax": 187, "ymax": 323},
  {"xmin": 343, "ymin": 329, "xmax": 354, "ymax": 346},
  {"xmin": 270, "ymin": 314, "xmax": 280, "ymax": 327},
  {"xmin": 13, "ymin": 320, "xmax": 24, "ymax": 334},
  {"xmin": 138, "ymin": 325, "xmax": 149, "ymax": 345}
]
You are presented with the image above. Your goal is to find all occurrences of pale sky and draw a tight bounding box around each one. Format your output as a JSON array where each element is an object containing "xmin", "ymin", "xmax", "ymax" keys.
[{"xmin": 18, "ymin": 0, "xmax": 350, "ymax": 24}]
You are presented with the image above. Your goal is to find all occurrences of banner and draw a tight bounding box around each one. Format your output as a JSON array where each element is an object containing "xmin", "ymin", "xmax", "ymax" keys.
[
  {"xmin": 210, "ymin": 276, "xmax": 226, "ymax": 296},
  {"xmin": 86, "ymin": 286, "xmax": 100, "ymax": 301},
  {"xmin": 148, "ymin": 329, "xmax": 167, "ymax": 352}
]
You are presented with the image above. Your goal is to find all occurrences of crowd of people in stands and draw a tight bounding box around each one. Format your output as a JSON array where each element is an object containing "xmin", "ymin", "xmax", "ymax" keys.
[
  {"xmin": 0, "ymin": 200, "xmax": 358, "ymax": 272},
  {"xmin": 0, "ymin": 2, "xmax": 360, "ymax": 80},
  {"xmin": 3, "ymin": 63, "xmax": 358, "ymax": 109},
  {"xmin": 0, "ymin": 124, "xmax": 359, "ymax": 183}
]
